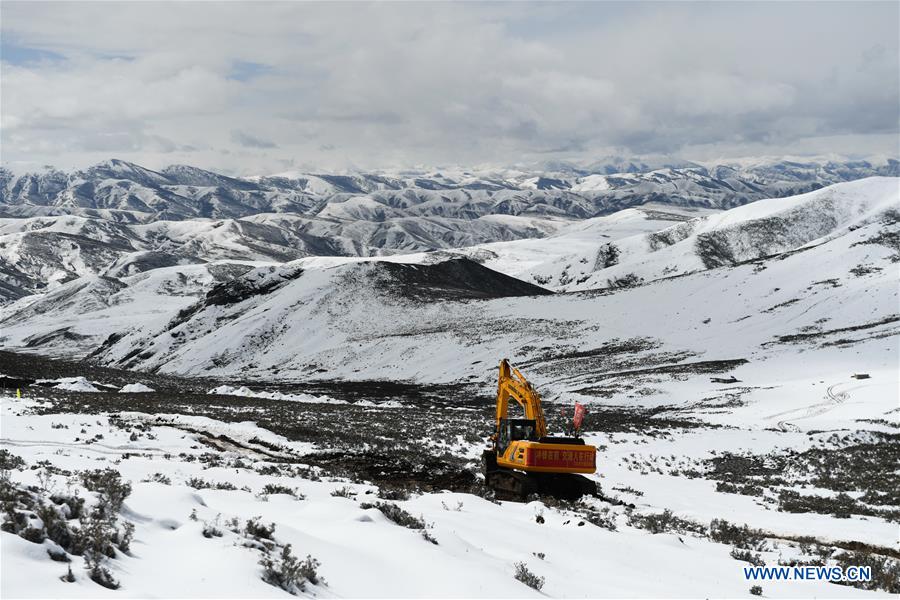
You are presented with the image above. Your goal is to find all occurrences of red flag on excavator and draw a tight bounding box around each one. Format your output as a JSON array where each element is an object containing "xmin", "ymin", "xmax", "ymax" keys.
[{"xmin": 573, "ymin": 402, "xmax": 586, "ymax": 430}]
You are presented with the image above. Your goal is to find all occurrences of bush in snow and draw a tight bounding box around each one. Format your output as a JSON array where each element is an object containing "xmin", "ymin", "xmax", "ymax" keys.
[
  {"xmin": 750, "ymin": 585, "xmax": 763, "ymax": 596},
  {"xmin": 260, "ymin": 483, "xmax": 304, "ymax": 499},
  {"xmin": 330, "ymin": 486, "xmax": 355, "ymax": 498},
  {"xmin": 0, "ymin": 449, "xmax": 26, "ymax": 471},
  {"xmin": 141, "ymin": 472, "xmax": 172, "ymax": 485},
  {"xmin": 626, "ymin": 509, "xmax": 672, "ymax": 534},
  {"xmin": 606, "ymin": 273, "xmax": 643, "ymax": 289},
  {"xmin": 709, "ymin": 519, "xmax": 768, "ymax": 551},
  {"xmin": 36, "ymin": 499, "xmax": 76, "ymax": 550},
  {"xmin": 513, "ymin": 562, "xmax": 545, "ymax": 591},
  {"xmin": 61, "ymin": 565, "xmax": 76, "ymax": 583},
  {"xmin": 202, "ymin": 515, "xmax": 224, "ymax": 538},
  {"xmin": 52, "ymin": 491, "xmax": 86, "ymax": 520},
  {"xmin": 63, "ymin": 468, "xmax": 135, "ymax": 587},
  {"xmin": 223, "ymin": 516, "xmax": 242, "ymax": 533},
  {"xmin": 715, "ymin": 481, "xmax": 763, "ymax": 497},
  {"xmin": 581, "ymin": 505, "xmax": 617, "ymax": 531},
  {"xmin": 359, "ymin": 501, "xmax": 425, "ymax": 530},
  {"xmin": 626, "ymin": 509, "xmax": 707, "ymax": 536},
  {"xmin": 244, "ymin": 517, "xmax": 276, "ymax": 540},
  {"xmin": 36, "ymin": 462, "xmax": 58, "ymax": 494},
  {"xmin": 0, "ymin": 452, "xmax": 25, "ymax": 527},
  {"xmin": 20, "ymin": 523, "xmax": 45, "ymax": 543},
  {"xmin": 730, "ymin": 548, "xmax": 765, "ymax": 566},
  {"xmin": 0, "ymin": 482, "xmax": 22, "ymax": 527},
  {"xmin": 1, "ymin": 474, "xmax": 90, "ymax": 558},
  {"xmin": 115, "ymin": 521, "xmax": 135, "ymax": 553},
  {"xmin": 832, "ymin": 551, "xmax": 900, "ymax": 594},
  {"xmin": 186, "ymin": 476, "xmax": 237, "ymax": 491},
  {"xmin": 79, "ymin": 468, "xmax": 132, "ymax": 515},
  {"xmin": 75, "ymin": 506, "xmax": 121, "ymax": 589},
  {"xmin": 377, "ymin": 486, "xmax": 411, "ymax": 501},
  {"xmin": 259, "ymin": 544, "xmax": 323, "ymax": 595},
  {"xmin": 420, "ymin": 526, "xmax": 438, "ymax": 545}
]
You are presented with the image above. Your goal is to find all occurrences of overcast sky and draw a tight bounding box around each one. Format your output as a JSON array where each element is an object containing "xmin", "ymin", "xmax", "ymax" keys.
[{"xmin": 1, "ymin": 1, "xmax": 898, "ymax": 174}]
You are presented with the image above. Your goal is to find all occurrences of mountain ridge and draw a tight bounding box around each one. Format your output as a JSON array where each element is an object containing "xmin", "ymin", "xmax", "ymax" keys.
[{"xmin": 3, "ymin": 156, "xmax": 897, "ymax": 223}]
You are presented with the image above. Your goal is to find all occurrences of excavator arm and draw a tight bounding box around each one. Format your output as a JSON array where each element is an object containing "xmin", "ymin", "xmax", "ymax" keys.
[{"xmin": 496, "ymin": 358, "xmax": 547, "ymax": 437}]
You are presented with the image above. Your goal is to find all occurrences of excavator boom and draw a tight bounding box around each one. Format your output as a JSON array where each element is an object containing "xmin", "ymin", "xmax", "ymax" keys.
[{"xmin": 495, "ymin": 359, "xmax": 547, "ymax": 437}]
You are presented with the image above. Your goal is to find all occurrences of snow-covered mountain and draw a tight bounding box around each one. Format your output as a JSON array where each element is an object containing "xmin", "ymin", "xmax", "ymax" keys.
[
  {"xmin": 449, "ymin": 176, "xmax": 900, "ymax": 291},
  {"xmin": 2, "ymin": 157, "xmax": 896, "ymax": 223},
  {"xmin": 1, "ymin": 156, "xmax": 896, "ymax": 302},
  {"xmin": 0, "ymin": 211, "xmax": 564, "ymax": 301},
  {"xmin": 4, "ymin": 178, "xmax": 893, "ymax": 396}
]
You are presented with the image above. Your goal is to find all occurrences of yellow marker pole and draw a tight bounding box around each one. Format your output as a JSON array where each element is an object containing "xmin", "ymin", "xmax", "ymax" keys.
[{"xmin": 16, "ymin": 388, "xmax": 21, "ymax": 398}]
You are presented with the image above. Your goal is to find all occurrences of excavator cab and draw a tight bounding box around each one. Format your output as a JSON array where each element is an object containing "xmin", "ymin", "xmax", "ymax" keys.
[{"xmin": 497, "ymin": 418, "xmax": 537, "ymax": 453}]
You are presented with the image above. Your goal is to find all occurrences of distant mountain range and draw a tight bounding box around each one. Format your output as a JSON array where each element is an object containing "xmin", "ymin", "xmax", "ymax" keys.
[
  {"xmin": 0, "ymin": 156, "xmax": 896, "ymax": 303},
  {"xmin": 2, "ymin": 156, "xmax": 896, "ymax": 222}
]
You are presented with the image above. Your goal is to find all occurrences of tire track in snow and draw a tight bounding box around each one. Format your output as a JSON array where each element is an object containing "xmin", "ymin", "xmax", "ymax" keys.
[
  {"xmin": 0, "ymin": 438, "xmax": 170, "ymax": 456},
  {"xmin": 769, "ymin": 382, "xmax": 858, "ymax": 432}
]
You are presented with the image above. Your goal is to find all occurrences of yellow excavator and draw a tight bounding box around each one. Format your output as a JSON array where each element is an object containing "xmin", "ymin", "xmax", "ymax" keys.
[{"xmin": 482, "ymin": 359, "xmax": 598, "ymax": 501}]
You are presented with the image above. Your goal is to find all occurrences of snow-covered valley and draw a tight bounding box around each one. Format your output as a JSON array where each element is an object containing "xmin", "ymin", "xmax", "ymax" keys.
[{"xmin": 1, "ymin": 173, "xmax": 898, "ymax": 598}]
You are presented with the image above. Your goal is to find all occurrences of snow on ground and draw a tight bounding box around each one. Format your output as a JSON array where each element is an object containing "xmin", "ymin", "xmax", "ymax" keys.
[
  {"xmin": 206, "ymin": 386, "xmax": 407, "ymax": 408},
  {"xmin": 36, "ymin": 377, "xmax": 104, "ymax": 393},
  {"xmin": 0, "ymin": 393, "xmax": 890, "ymax": 599},
  {"xmin": 207, "ymin": 385, "xmax": 348, "ymax": 405},
  {"xmin": 586, "ymin": 424, "xmax": 895, "ymax": 549},
  {"xmin": 118, "ymin": 383, "xmax": 155, "ymax": 393}
]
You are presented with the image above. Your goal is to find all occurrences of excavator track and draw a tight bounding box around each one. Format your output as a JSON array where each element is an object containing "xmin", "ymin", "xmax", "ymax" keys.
[
  {"xmin": 482, "ymin": 450, "xmax": 596, "ymax": 502},
  {"xmin": 485, "ymin": 469, "xmax": 538, "ymax": 501}
]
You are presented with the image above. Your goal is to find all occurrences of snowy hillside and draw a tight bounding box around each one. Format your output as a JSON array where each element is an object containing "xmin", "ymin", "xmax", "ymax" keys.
[
  {"xmin": 0, "ymin": 211, "xmax": 566, "ymax": 302},
  {"xmin": 450, "ymin": 177, "xmax": 900, "ymax": 292},
  {"xmin": 1, "ymin": 176, "xmax": 898, "ymax": 599},
  {"xmin": 67, "ymin": 178, "xmax": 896, "ymax": 392},
  {"xmin": 0, "ymin": 263, "xmax": 259, "ymax": 357}
]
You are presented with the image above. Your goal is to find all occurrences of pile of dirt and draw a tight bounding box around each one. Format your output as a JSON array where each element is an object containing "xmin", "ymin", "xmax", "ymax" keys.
[{"xmin": 374, "ymin": 258, "xmax": 552, "ymax": 301}]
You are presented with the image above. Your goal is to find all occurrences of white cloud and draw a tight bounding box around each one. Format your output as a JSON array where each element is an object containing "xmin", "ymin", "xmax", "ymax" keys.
[{"xmin": 1, "ymin": 1, "xmax": 897, "ymax": 173}]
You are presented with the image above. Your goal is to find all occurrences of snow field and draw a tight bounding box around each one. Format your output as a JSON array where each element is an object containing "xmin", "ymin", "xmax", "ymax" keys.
[{"xmin": 1, "ymin": 394, "xmax": 893, "ymax": 598}]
